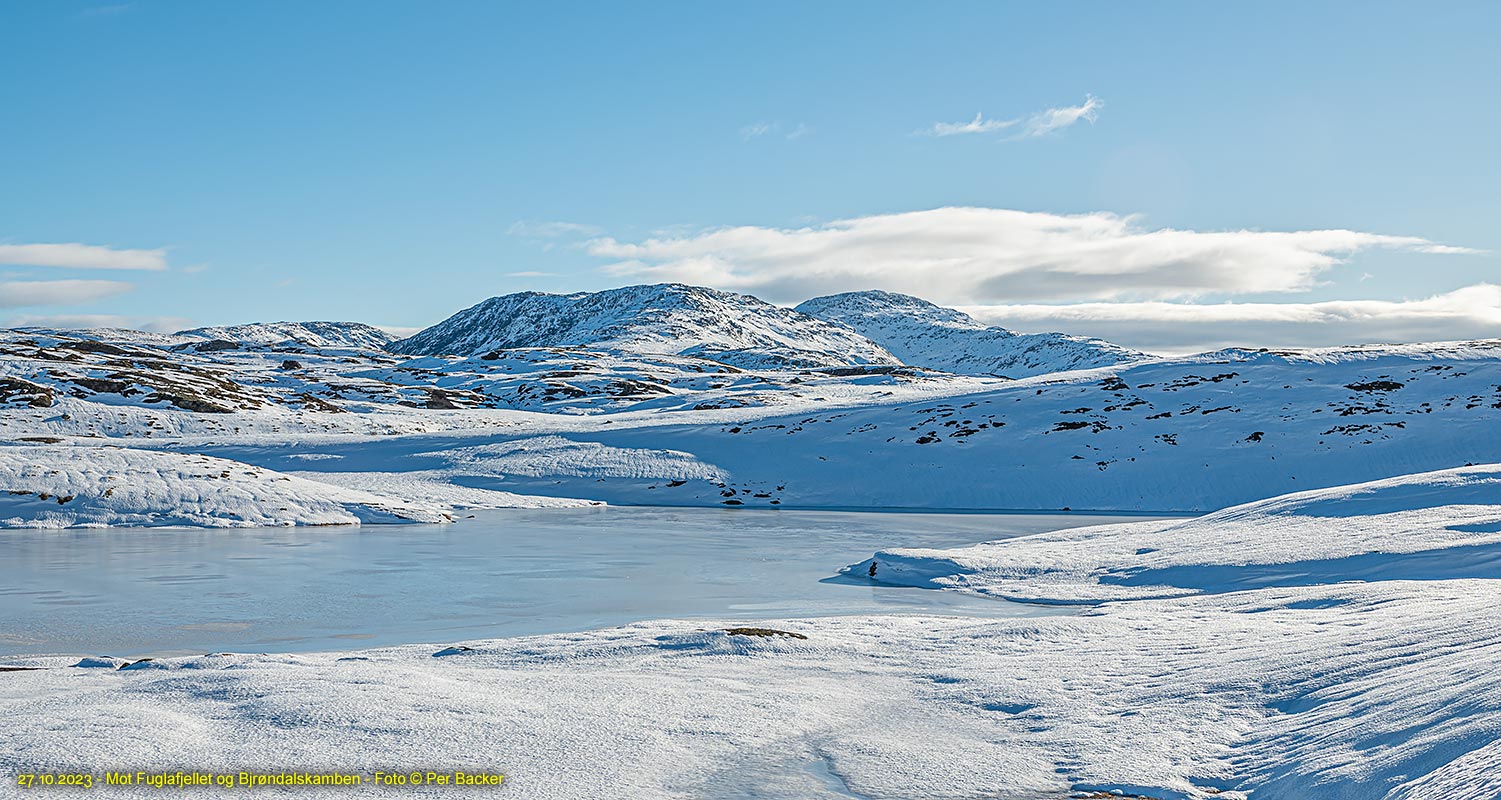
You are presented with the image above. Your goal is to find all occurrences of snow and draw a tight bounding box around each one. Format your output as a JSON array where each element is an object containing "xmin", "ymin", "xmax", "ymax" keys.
[
  {"xmin": 849, "ymin": 463, "xmax": 1501, "ymax": 602},
  {"xmin": 0, "ymin": 445, "xmax": 451, "ymax": 528},
  {"xmin": 4, "ymin": 467, "xmax": 1500, "ymax": 798}
]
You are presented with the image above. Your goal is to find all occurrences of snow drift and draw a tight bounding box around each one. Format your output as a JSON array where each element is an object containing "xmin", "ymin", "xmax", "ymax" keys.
[{"xmin": 0, "ymin": 445, "xmax": 449, "ymax": 528}]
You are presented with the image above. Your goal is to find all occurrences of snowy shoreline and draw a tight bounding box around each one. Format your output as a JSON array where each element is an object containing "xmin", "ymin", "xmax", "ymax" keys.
[{"xmin": 4, "ymin": 465, "xmax": 1500, "ymax": 799}]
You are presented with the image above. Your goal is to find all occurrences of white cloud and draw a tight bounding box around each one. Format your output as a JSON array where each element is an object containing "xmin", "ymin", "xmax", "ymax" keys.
[
  {"xmin": 505, "ymin": 271, "xmax": 557, "ymax": 278},
  {"xmin": 922, "ymin": 95, "xmax": 1101, "ymax": 139},
  {"xmin": 0, "ymin": 242, "xmax": 168, "ymax": 271},
  {"xmin": 587, "ymin": 207, "xmax": 1478, "ymax": 304},
  {"xmin": 1019, "ymin": 94, "xmax": 1102, "ymax": 138},
  {"xmin": 0, "ymin": 279, "xmax": 135, "ymax": 308},
  {"xmin": 924, "ymin": 113, "xmax": 1018, "ymax": 137},
  {"xmin": 785, "ymin": 123, "xmax": 812, "ymax": 141},
  {"xmin": 961, "ymin": 284, "xmax": 1501, "ymax": 354}
]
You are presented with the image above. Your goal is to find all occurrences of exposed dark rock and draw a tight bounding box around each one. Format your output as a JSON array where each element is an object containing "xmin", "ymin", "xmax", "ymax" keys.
[
  {"xmin": 1346, "ymin": 380, "xmax": 1405, "ymax": 392},
  {"xmin": 190, "ymin": 340, "xmax": 240, "ymax": 353},
  {"xmin": 723, "ymin": 627, "xmax": 807, "ymax": 639},
  {"xmin": 0, "ymin": 377, "xmax": 55, "ymax": 408}
]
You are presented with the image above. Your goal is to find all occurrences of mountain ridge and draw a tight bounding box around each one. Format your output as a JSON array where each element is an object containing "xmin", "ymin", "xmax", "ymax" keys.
[
  {"xmin": 177, "ymin": 321, "xmax": 395, "ymax": 350},
  {"xmin": 796, "ymin": 289, "xmax": 1143, "ymax": 377},
  {"xmin": 386, "ymin": 283, "xmax": 902, "ymax": 370}
]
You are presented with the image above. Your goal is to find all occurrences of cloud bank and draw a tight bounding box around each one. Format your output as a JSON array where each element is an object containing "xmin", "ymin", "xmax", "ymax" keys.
[
  {"xmin": 962, "ymin": 285, "xmax": 1501, "ymax": 353},
  {"xmin": 0, "ymin": 243, "xmax": 168, "ymax": 271},
  {"xmin": 588, "ymin": 207, "xmax": 1476, "ymax": 305}
]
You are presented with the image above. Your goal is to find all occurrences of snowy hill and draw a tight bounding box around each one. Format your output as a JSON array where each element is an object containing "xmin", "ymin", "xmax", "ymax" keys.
[
  {"xmin": 319, "ymin": 340, "xmax": 1501, "ymax": 513},
  {"xmin": 387, "ymin": 283, "xmax": 901, "ymax": 369},
  {"xmin": 796, "ymin": 289, "xmax": 1143, "ymax": 377},
  {"xmin": 177, "ymin": 321, "xmax": 395, "ymax": 350}
]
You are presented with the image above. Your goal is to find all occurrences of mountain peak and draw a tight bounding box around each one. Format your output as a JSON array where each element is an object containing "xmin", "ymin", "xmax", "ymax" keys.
[
  {"xmin": 387, "ymin": 283, "xmax": 900, "ymax": 369},
  {"xmin": 796, "ymin": 290, "xmax": 990, "ymax": 331}
]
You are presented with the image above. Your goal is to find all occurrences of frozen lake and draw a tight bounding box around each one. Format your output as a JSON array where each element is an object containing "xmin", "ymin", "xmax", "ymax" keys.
[{"xmin": 0, "ymin": 507, "xmax": 1156, "ymax": 658}]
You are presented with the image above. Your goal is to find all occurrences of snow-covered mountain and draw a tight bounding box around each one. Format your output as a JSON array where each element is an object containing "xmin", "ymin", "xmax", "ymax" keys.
[
  {"xmin": 6, "ymin": 303, "xmax": 1501, "ymax": 517},
  {"xmin": 177, "ymin": 321, "xmax": 395, "ymax": 350},
  {"xmin": 387, "ymin": 283, "xmax": 901, "ymax": 369},
  {"xmin": 796, "ymin": 290, "xmax": 1142, "ymax": 377}
]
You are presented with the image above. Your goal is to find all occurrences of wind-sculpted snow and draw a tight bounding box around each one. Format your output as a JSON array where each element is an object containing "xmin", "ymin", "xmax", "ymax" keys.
[
  {"xmin": 821, "ymin": 465, "xmax": 1501, "ymax": 798},
  {"xmin": 796, "ymin": 289, "xmax": 1143, "ymax": 377},
  {"xmin": 176, "ymin": 321, "xmax": 395, "ymax": 350},
  {"xmin": 386, "ymin": 283, "xmax": 901, "ymax": 369},
  {"xmin": 847, "ymin": 463, "xmax": 1501, "ymax": 602},
  {"xmin": 0, "ymin": 445, "xmax": 449, "ymax": 527},
  {"xmin": 441, "ymin": 437, "xmax": 728, "ymax": 481}
]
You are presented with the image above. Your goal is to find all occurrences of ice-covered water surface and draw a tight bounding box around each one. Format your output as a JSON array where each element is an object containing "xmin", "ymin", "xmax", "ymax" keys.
[{"xmin": 0, "ymin": 507, "xmax": 1148, "ymax": 658}]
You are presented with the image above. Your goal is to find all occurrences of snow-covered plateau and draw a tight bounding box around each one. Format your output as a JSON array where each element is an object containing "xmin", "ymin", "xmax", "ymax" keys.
[
  {"xmin": 3, "ymin": 285, "xmax": 1501, "ymax": 521},
  {"xmin": 3, "ymin": 283, "xmax": 1499, "ymax": 798}
]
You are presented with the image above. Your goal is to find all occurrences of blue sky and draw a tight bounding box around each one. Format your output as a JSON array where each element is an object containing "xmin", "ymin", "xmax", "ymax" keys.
[{"xmin": 2, "ymin": 1, "xmax": 1498, "ymax": 351}]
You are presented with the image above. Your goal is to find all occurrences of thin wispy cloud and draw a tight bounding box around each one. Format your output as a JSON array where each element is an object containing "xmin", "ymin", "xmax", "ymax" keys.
[
  {"xmin": 585, "ymin": 207, "xmax": 1480, "ymax": 305},
  {"xmin": 922, "ymin": 95, "xmax": 1102, "ymax": 139},
  {"xmin": 740, "ymin": 121, "xmax": 813, "ymax": 141},
  {"xmin": 740, "ymin": 122, "xmax": 773, "ymax": 141},
  {"xmin": 2, "ymin": 314, "xmax": 193, "ymax": 333},
  {"xmin": 0, "ymin": 279, "xmax": 135, "ymax": 308},
  {"xmin": 506, "ymin": 221, "xmax": 605, "ymax": 239},
  {"xmin": 0, "ymin": 242, "xmax": 168, "ymax": 271},
  {"xmin": 1020, "ymin": 94, "xmax": 1102, "ymax": 138},
  {"xmin": 925, "ymin": 113, "xmax": 1018, "ymax": 137},
  {"xmin": 961, "ymin": 284, "xmax": 1501, "ymax": 354},
  {"xmin": 505, "ymin": 271, "xmax": 557, "ymax": 278},
  {"xmin": 75, "ymin": 3, "xmax": 133, "ymax": 19}
]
